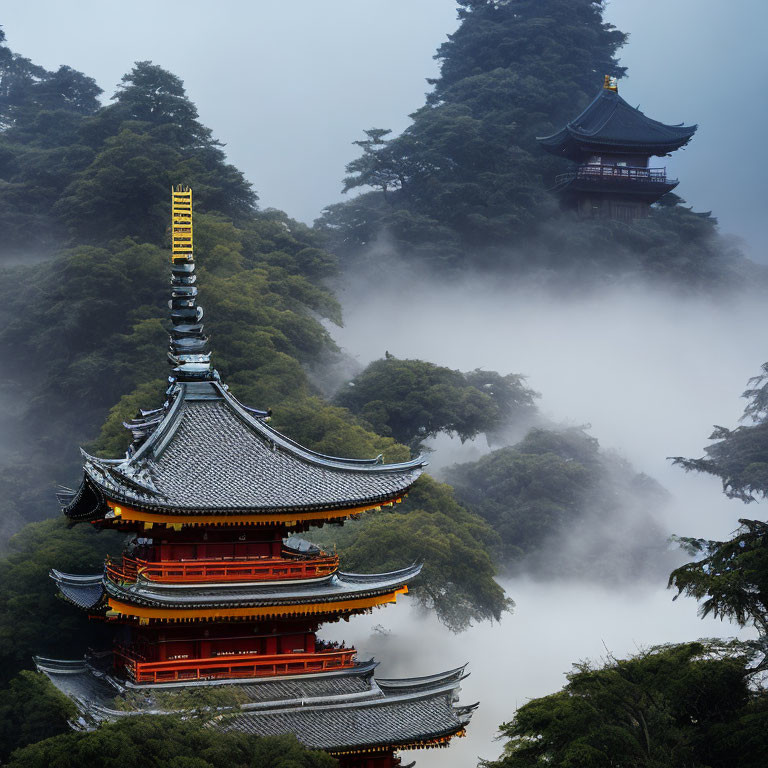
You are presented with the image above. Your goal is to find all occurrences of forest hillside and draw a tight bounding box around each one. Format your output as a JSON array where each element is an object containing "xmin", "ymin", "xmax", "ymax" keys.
[{"xmin": 0, "ymin": 2, "xmax": 765, "ymax": 765}]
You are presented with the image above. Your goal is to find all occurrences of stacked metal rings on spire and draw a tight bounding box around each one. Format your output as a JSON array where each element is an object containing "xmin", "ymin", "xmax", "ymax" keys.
[{"xmin": 168, "ymin": 185, "xmax": 214, "ymax": 381}]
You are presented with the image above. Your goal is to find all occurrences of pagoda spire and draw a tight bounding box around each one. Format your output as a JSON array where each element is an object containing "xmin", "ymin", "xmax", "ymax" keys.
[
  {"xmin": 168, "ymin": 185, "xmax": 214, "ymax": 381},
  {"xmin": 42, "ymin": 187, "xmax": 470, "ymax": 768}
]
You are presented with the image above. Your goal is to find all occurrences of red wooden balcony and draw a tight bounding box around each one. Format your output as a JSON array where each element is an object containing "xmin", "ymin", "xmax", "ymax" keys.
[
  {"xmin": 105, "ymin": 553, "xmax": 339, "ymax": 585},
  {"xmin": 113, "ymin": 646, "xmax": 356, "ymax": 684}
]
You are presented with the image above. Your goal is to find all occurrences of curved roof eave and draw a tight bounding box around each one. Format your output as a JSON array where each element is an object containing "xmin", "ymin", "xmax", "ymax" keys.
[
  {"xmin": 53, "ymin": 562, "xmax": 422, "ymax": 611},
  {"xmin": 215, "ymin": 382, "xmax": 427, "ymax": 473},
  {"xmin": 81, "ymin": 380, "xmax": 427, "ymax": 477},
  {"xmin": 537, "ymin": 87, "xmax": 696, "ymax": 159},
  {"xmin": 104, "ymin": 563, "xmax": 421, "ymax": 608}
]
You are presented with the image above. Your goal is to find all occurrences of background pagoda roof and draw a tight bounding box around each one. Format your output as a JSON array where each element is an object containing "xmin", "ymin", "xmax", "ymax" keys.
[
  {"xmin": 538, "ymin": 86, "xmax": 697, "ymax": 161},
  {"xmin": 65, "ymin": 380, "xmax": 425, "ymax": 520}
]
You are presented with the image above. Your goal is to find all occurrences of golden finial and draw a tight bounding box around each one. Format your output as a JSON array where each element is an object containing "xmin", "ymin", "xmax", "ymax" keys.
[
  {"xmin": 171, "ymin": 185, "xmax": 193, "ymax": 263},
  {"xmin": 603, "ymin": 75, "xmax": 618, "ymax": 92}
]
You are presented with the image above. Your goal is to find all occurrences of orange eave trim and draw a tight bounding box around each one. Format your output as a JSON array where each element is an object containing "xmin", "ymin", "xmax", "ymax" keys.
[
  {"xmin": 103, "ymin": 498, "xmax": 403, "ymax": 528},
  {"xmin": 107, "ymin": 585, "xmax": 408, "ymax": 622},
  {"xmin": 328, "ymin": 728, "xmax": 466, "ymax": 755}
]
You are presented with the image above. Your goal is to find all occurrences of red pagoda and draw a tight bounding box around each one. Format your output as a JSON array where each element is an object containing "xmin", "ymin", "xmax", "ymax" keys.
[
  {"xmin": 36, "ymin": 186, "xmax": 475, "ymax": 767},
  {"xmin": 538, "ymin": 75, "xmax": 697, "ymax": 220}
]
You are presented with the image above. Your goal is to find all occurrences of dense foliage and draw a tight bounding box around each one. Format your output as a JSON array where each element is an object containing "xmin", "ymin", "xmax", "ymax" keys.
[
  {"xmin": 449, "ymin": 427, "xmax": 669, "ymax": 579},
  {"xmin": 670, "ymin": 519, "xmax": 768, "ymax": 635},
  {"xmin": 669, "ymin": 360, "xmax": 768, "ymax": 638},
  {"xmin": 335, "ymin": 355, "xmax": 538, "ymax": 447},
  {"xmin": 319, "ymin": 1, "xmax": 756, "ymax": 285},
  {"xmin": 7, "ymin": 717, "xmax": 335, "ymax": 768},
  {"xmin": 314, "ymin": 475, "xmax": 511, "ymax": 631},
  {"xmin": 483, "ymin": 641, "xmax": 768, "ymax": 768},
  {"xmin": 673, "ymin": 362, "xmax": 768, "ymax": 501},
  {"xmin": 0, "ymin": 518, "xmax": 123, "ymax": 685},
  {"xmin": 0, "ymin": 26, "xmax": 507, "ymax": 698},
  {"xmin": 0, "ymin": 38, "xmax": 253, "ymax": 255},
  {"xmin": 0, "ymin": 672, "xmax": 75, "ymax": 761}
]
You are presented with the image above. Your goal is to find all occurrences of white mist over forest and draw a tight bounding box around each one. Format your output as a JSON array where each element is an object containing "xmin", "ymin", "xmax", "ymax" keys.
[{"xmin": 320, "ymin": 269, "xmax": 767, "ymax": 765}]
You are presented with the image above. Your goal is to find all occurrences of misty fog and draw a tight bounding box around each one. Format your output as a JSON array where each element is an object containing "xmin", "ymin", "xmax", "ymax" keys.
[{"xmin": 321, "ymin": 266, "xmax": 767, "ymax": 765}]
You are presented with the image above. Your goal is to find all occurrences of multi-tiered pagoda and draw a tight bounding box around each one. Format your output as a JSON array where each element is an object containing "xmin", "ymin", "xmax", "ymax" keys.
[
  {"xmin": 36, "ymin": 186, "xmax": 475, "ymax": 768},
  {"xmin": 538, "ymin": 75, "xmax": 697, "ymax": 220}
]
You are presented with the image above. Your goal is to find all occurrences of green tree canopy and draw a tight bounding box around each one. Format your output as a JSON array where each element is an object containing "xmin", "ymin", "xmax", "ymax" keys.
[
  {"xmin": 450, "ymin": 427, "xmax": 669, "ymax": 578},
  {"xmin": 0, "ymin": 518, "xmax": 123, "ymax": 685},
  {"xmin": 312, "ymin": 474, "xmax": 511, "ymax": 631},
  {"xmin": 318, "ymin": 1, "xmax": 757, "ymax": 285},
  {"xmin": 0, "ymin": 672, "xmax": 75, "ymax": 761},
  {"xmin": 335, "ymin": 356, "xmax": 538, "ymax": 448},
  {"xmin": 673, "ymin": 362, "xmax": 768, "ymax": 502},
  {"xmin": 0, "ymin": 37, "xmax": 255, "ymax": 255},
  {"xmin": 669, "ymin": 519, "xmax": 768, "ymax": 635},
  {"xmin": 483, "ymin": 641, "xmax": 768, "ymax": 768},
  {"xmin": 7, "ymin": 716, "xmax": 335, "ymax": 768},
  {"xmin": 669, "ymin": 360, "xmax": 768, "ymax": 637}
]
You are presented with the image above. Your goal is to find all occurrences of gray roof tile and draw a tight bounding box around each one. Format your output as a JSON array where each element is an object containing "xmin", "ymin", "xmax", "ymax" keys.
[
  {"xmin": 70, "ymin": 382, "xmax": 424, "ymax": 518},
  {"xmin": 35, "ymin": 656, "xmax": 473, "ymax": 751},
  {"xmin": 215, "ymin": 685, "xmax": 470, "ymax": 750}
]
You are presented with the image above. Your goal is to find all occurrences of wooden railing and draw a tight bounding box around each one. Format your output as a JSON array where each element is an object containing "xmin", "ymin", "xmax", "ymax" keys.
[
  {"xmin": 105, "ymin": 553, "xmax": 338, "ymax": 585},
  {"xmin": 114, "ymin": 647, "xmax": 356, "ymax": 684},
  {"xmin": 556, "ymin": 165, "xmax": 674, "ymax": 186}
]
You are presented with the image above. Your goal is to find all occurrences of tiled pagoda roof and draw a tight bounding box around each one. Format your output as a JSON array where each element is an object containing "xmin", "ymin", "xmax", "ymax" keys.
[
  {"xmin": 216, "ymin": 676, "xmax": 472, "ymax": 752},
  {"xmin": 58, "ymin": 186, "xmax": 425, "ymax": 523},
  {"xmin": 51, "ymin": 564, "xmax": 421, "ymax": 613},
  {"xmin": 538, "ymin": 84, "xmax": 696, "ymax": 161},
  {"xmin": 60, "ymin": 380, "xmax": 424, "ymax": 521},
  {"xmin": 34, "ymin": 656, "xmax": 475, "ymax": 754}
]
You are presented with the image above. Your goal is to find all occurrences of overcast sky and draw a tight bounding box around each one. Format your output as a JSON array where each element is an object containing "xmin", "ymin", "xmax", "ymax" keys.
[{"xmin": 2, "ymin": 1, "xmax": 766, "ymax": 258}]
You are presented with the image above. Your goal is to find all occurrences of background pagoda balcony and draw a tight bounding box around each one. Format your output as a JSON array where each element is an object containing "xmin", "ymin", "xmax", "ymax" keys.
[
  {"xmin": 552, "ymin": 164, "xmax": 678, "ymax": 198},
  {"xmin": 105, "ymin": 552, "xmax": 339, "ymax": 585},
  {"xmin": 113, "ymin": 645, "xmax": 357, "ymax": 684}
]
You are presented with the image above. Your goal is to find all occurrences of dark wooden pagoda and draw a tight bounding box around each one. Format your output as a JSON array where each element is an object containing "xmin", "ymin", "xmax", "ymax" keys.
[
  {"xmin": 538, "ymin": 75, "xmax": 697, "ymax": 220},
  {"xmin": 36, "ymin": 186, "xmax": 475, "ymax": 768}
]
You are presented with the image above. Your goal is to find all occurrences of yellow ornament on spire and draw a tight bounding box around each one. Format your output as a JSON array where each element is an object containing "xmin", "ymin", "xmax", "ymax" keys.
[{"xmin": 171, "ymin": 184, "xmax": 193, "ymax": 262}]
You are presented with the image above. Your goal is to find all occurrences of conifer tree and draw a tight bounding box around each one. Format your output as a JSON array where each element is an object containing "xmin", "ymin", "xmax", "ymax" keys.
[{"xmin": 320, "ymin": 0, "xmax": 627, "ymax": 258}]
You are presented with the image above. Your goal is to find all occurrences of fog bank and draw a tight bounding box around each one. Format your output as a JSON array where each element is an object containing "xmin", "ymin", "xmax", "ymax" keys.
[
  {"xmin": 325, "ymin": 269, "xmax": 768, "ymax": 764},
  {"xmin": 323, "ymin": 579, "xmax": 755, "ymax": 767},
  {"xmin": 332, "ymin": 269, "xmax": 768, "ymax": 541}
]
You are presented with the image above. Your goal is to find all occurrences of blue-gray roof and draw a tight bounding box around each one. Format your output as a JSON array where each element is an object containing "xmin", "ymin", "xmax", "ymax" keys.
[{"xmin": 538, "ymin": 86, "xmax": 696, "ymax": 161}]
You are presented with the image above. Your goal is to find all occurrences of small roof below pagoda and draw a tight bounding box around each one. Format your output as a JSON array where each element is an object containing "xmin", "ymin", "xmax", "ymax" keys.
[
  {"xmin": 538, "ymin": 83, "xmax": 696, "ymax": 161},
  {"xmin": 62, "ymin": 380, "xmax": 425, "ymax": 520}
]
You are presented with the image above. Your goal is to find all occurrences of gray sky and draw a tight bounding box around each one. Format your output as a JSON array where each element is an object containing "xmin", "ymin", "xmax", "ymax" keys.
[{"xmin": 2, "ymin": 1, "xmax": 766, "ymax": 257}]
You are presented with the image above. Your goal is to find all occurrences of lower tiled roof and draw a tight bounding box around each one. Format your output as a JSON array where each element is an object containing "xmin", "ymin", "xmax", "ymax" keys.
[
  {"xmin": 34, "ymin": 655, "xmax": 474, "ymax": 752},
  {"xmin": 214, "ymin": 682, "xmax": 470, "ymax": 751}
]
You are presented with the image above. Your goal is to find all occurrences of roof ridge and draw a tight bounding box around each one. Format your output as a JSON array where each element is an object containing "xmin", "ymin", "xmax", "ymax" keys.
[{"xmin": 216, "ymin": 382, "xmax": 427, "ymax": 473}]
